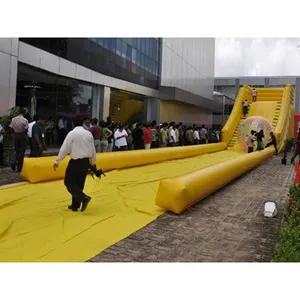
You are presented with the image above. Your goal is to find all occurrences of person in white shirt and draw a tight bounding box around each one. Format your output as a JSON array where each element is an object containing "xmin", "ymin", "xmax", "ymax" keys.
[
  {"xmin": 27, "ymin": 115, "xmax": 37, "ymax": 157},
  {"xmin": 167, "ymin": 122, "xmax": 176, "ymax": 147},
  {"xmin": 9, "ymin": 108, "xmax": 29, "ymax": 172},
  {"xmin": 114, "ymin": 124, "xmax": 128, "ymax": 151},
  {"xmin": 200, "ymin": 125, "xmax": 208, "ymax": 144},
  {"xmin": 247, "ymin": 130, "xmax": 256, "ymax": 153},
  {"xmin": 252, "ymin": 88, "xmax": 257, "ymax": 102},
  {"xmin": 193, "ymin": 128, "xmax": 200, "ymax": 144},
  {"xmin": 58, "ymin": 116, "xmax": 66, "ymax": 144},
  {"xmin": 53, "ymin": 118, "xmax": 96, "ymax": 212},
  {"xmin": 243, "ymin": 100, "xmax": 249, "ymax": 117}
]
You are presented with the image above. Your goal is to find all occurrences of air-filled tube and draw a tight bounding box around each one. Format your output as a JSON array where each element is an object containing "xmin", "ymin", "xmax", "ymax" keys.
[
  {"xmin": 155, "ymin": 147, "xmax": 275, "ymax": 214},
  {"xmin": 21, "ymin": 142, "xmax": 227, "ymax": 183}
]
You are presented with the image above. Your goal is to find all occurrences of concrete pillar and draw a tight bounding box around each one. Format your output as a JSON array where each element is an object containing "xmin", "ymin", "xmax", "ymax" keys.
[
  {"xmin": 91, "ymin": 85, "xmax": 111, "ymax": 121},
  {"xmin": 91, "ymin": 84, "xmax": 100, "ymax": 119},
  {"xmin": 143, "ymin": 97, "xmax": 160, "ymax": 124},
  {"xmin": 0, "ymin": 38, "xmax": 18, "ymax": 115}
]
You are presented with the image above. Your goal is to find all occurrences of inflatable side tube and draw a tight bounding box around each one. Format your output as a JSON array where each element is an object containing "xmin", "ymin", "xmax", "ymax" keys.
[{"xmin": 155, "ymin": 147, "xmax": 274, "ymax": 214}]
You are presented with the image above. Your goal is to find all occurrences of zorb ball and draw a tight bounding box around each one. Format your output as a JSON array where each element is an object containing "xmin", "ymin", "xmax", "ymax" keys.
[{"xmin": 236, "ymin": 116, "xmax": 273, "ymax": 152}]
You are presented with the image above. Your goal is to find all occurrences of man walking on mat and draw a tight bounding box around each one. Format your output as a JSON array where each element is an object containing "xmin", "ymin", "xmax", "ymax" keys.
[{"xmin": 54, "ymin": 117, "xmax": 96, "ymax": 212}]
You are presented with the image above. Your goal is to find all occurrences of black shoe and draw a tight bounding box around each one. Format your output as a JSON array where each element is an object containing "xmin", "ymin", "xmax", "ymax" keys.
[
  {"xmin": 68, "ymin": 205, "xmax": 78, "ymax": 212},
  {"xmin": 81, "ymin": 196, "xmax": 91, "ymax": 212}
]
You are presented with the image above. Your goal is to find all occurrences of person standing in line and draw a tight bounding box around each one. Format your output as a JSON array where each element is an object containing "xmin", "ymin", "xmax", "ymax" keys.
[
  {"xmin": 99, "ymin": 120, "xmax": 113, "ymax": 152},
  {"xmin": 149, "ymin": 123, "xmax": 158, "ymax": 148},
  {"xmin": 174, "ymin": 125, "xmax": 180, "ymax": 146},
  {"xmin": 45, "ymin": 117, "xmax": 55, "ymax": 146},
  {"xmin": 53, "ymin": 117, "xmax": 96, "ymax": 212},
  {"xmin": 83, "ymin": 117, "xmax": 91, "ymax": 130},
  {"xmin": 243, "ymin": 99, "xmax": 249, "ymax": 117},
  {"xmin": 58, "ymin": 116, "xmax": 66, "ymax": 144},
  {"xmin": 90, "ymin": 118, "xmax": 103, "ymax": 153},
  {"xmin": 168, "ymin": 123, "xmax": 176, "ymax": 147},
  {"xmin": 252, "ymin": 88, "xmax": 257, "ymax": 102},
  {"xmin": 185, "ymin": 126, "xmax": 194, "ymax": 145},
  {"xmin": 247, "ymin": 130, "xmax": 256, "ymax": 153},
  {"xmin": 28, "ymin": 115, "xmax": 37, "ymax": 157},
  {"xmin": 31, "ymin": 116, "xmax": 46, "ymax": 157},
  {"xmin": 159, "ymin": 122, "xmax": 168, "ymax": 148},
  {"xmin": 126, "ymin": 125, "xmax": 133, "ymax": 150},
  {"xmin": 193, "ymin": 127, "xmax": 200, "ymax": 144},
  {"xmin": 255, "ymin": 129, "xmax": 264, "ymax": 151},
  {"xmin": 200, "ymin": 125, "xmax": 208, "ymax": 144},
  {"xmin": 132, "ymin": 123, "xmax": 144, "ymax": 150},
  {"xmin": 0, "ymin": 117, "xmax": 5, "ymax": 167},
  {"xmin": 106, "ymin": 121, "xmax": 114, "ymax": 152},
  {"xmin": 9, "ymin": 108, "xmax": 29, "ymax": 172},
  {"xmin": 178, "ymin": 122, "xmax": 184, "ymax": 146},
  {"xmin": 144, "ymin": 123, "xmax": 152, "ymax": 149},
  {"xmin": 114, "ymin": 124, "xmax": 128, "ymax": 151}
]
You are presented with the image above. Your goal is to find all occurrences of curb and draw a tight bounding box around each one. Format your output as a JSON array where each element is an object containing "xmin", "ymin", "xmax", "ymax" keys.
[{"xmin": 0, "ymin": 182, "xmax": 29, "ymax": 190}]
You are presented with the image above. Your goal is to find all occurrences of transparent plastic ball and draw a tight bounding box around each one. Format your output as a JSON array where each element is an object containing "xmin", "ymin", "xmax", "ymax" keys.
[{"xmin": 236, "ymin": 116, "xmax": 274, "ymax": 151}]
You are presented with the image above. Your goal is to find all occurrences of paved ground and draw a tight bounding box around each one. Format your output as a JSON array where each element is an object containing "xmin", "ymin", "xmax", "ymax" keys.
[
  {"xmin": 0, "ymin": 167, "xmax": 26, "ymax": 186},
  {"xmin": 0, "ymin": 154, "xmax": 295, "ymax": 262},
  {"xmin": 89, "ymin": 155, "xmax": 295, "ymax": 262}
]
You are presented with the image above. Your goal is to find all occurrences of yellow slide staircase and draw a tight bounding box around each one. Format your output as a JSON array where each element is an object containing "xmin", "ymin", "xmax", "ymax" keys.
[{"xmin": 0, "ymin": 85, "xmax": 294, "ymax": 262}]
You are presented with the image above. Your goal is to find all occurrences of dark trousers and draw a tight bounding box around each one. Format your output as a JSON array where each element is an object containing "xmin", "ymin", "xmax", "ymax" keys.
[
  {"xmin": 0, "ymin": 142, "xmax": 4, "ymax": 166},
  {"xmin": 64, "ymin": 158, "xmax": 90, "ymax": 209},
  {"xmin": 115, "ymin": 145, "xmax": 128, "ymax": 151},
  {"xmin": 266, "ymin": 141, "xmax": 278, "ymax": 154},
  {"xmin": 133, "ymin": 142, "xmax": 143, "ymax": 150},
  {"xmin": 13, "ymin": 132, "xmax": 27, "ymax": 172},
  {"xmin": 151, "ymin": 141, "xmax": 158, "ymax": 149},
  {"xmin": 58, "ymin": 129, "xmax": 66, "ymax": 144},
  {"xmin": 248, "ymin": 147, "xmax": 254, "ymax": 153},
  {"xmin": 31, "ymin": 140, "xmax": 43, "ymax": 157},
  {"xmin": 46, "ymin": 130, "xmax": 54, "ymax": 145},
  {"xmin": 29, "ymin": 138, "xmax": 33, "ymax": 157},
  {"xmin": 243, "ymin": 106, "xmax": 248, "ymax": 116}
]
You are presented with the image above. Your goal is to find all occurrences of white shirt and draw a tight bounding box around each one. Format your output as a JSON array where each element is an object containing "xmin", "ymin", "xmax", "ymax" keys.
[
  {"xmin": 28, "ymin": 121, "xmax": 36, "ymax": 138},
  {"xmin": 193, "ymin": 130, "xmax": 200, "ymax": 140},
  {"xmin": 55, "ymin": 126, "xmax": 96, "ymax": 165},
  {"xmin": 58, "ymin": 119, "xmax": 65, "ymax": 130},
  {"xmin": 200, "ymin": 128, "xmax": 208, "ymax": 140},
  {"xmin": 247, "ymin": 134, "xmax": 256, "ymax": 147},
  {"xmin": 252, "ymin": 90, "xmax": 257, "ymax": 96},
  {"xmin": 168, "ymin": 128, "xmax": 176, "ymax": 143},
  {"xmin": 9, "ymin": 114, "xmax": 29, "ymax": 133},
  {"xmin": 243, "ymin": 101, "xmax": 249, "ymax": 107},
  {"xmin": 0, "ymin": 124, "xmax": 4, "ymax": 143},
  {"xmin": 114, "ymin": 129, "xmax": 128, "ymax": 148}
]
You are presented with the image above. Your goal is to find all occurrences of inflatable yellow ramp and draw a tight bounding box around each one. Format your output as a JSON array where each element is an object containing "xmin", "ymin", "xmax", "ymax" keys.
[{"xmin": 0, "ymin": 85, "xmax": 294, "ymax": 262}]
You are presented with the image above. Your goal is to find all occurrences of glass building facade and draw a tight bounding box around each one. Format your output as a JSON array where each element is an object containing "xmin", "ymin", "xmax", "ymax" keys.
[{"xmin": 19, "ymin": 38, "xmax": 161, "ymax": 90}]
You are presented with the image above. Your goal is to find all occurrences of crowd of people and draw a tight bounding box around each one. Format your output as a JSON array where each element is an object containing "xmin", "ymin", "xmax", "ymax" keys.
[{"xmin": 82, "ymin": 118, "xmax": 222, "ymax": 152}]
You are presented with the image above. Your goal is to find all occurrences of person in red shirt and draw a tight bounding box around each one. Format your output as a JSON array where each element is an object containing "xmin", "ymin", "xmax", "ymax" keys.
[
  {"xmin": 144, "ymin": 123, "xmax": 152, "ymax": 149},
  {"xmin": 90, "ymin": 118, "xmax": 103, "ymax": 153}
]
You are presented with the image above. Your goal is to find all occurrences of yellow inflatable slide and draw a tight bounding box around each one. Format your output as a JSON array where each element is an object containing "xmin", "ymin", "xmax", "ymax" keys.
[{"xmin": 0, "ymin": 85, "xmax": 294, "ymax": 262}]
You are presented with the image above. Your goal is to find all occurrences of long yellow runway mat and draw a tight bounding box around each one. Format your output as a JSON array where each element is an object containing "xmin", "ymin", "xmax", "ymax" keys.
[{"xmin": 0, "ymin": 150, "xmax": 243, "ymax": 262}]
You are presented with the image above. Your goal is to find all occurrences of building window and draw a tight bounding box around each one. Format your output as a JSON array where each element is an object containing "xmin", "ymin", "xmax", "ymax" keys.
[{"xmin": 132, "ymin": 48, "xmax": 137, "ymax": 64}]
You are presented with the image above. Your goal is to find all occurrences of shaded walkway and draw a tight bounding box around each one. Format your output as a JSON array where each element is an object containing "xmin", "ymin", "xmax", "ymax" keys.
[{"xmin": 90, "ymin": 155, "xmax": 294, "ymax": 262}]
